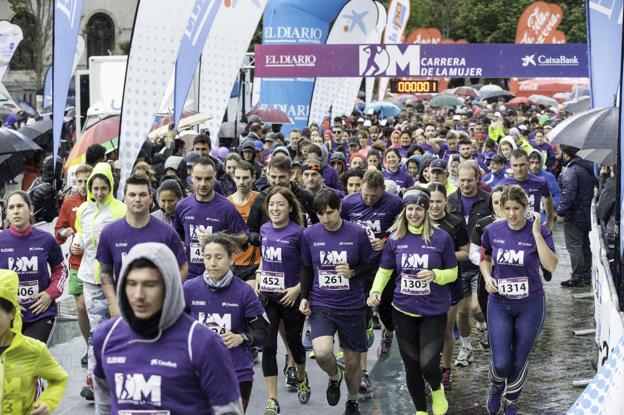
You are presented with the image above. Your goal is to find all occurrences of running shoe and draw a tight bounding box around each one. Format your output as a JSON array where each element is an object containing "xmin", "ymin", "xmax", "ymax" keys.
[
  {"xmin": 366, "ymin": 322, "xmax": 375, "ymax": 349},
  {"xmin": 297, "ymin": 372, "xmax": 311, "ymax": 404},
  {"xmin": 344, "ymin": 399, "xmax": 361, "ymax": 415},
  {"xmin": 309, "ymin": 350, "xmax": 316, "ymax": 359},
  {"xmin": 81, "ymin": 352, "xmax": 88, "ymax": 367},
  {"xmin": 285, "ymin": 367, "xmax": 298, "ymax": 390},
  {"xmin": 303, "ymin": 330, "xmax": 313, "ymax": 351},
  {"xmin": 561, "ymin": 278, "xmax": 585, "ymax": 287},
  {"xmin": 441, "ymin": 367, "xmax": 453, "ymax": 391},
  {"xmin": 477, "ymin": 326, "xmax": 490, "ymax": 350},
  {"xmin": 263, "ymin": 398, "xmax": 280, "ymax": 415},
  {"xmin": 454, "ymin": 346, "xmax": 474, "ymax": 367},
  {"xmin": 486, "ymin": 386, "xmax": 504, "ymax": 414},
  {"xmin": 80, "ymin": 375, "xmax": 94, "ymax": 401},
  {"xmin": 335, "ymin": 351, "xmax": 345, "ymax": 370},
  {"xmin": 430, "ymin": 386, "xmax": 448, "ymax": 415},
  {"xmin": 503, "ymin": 399, "xmax": 518, "ymax": 415},
  {"xmin": 372, "ymin": 313, "xmax": 381, "ymax": 330},
  {"xmin": 326, "ymin": 367, "xmax": 343, "ymax": 406},
  {"xmin": 377, "ymin": 329, "xmax": 393, "ymax": 361},
  {"xmin": 359, "ymin": 372, "xmax": 373, "ymax": 398}
]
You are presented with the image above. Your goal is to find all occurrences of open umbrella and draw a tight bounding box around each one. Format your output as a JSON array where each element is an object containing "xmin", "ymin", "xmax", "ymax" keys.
[
  {"xmin": 18, "ymin": 119, "xmax": 53, "ymax": 146},
  {"xmin": 148, "ymin": 112, "xmax": 210, "ymax": 140},
  {"xmin": 65, "ymin": 115, "xmax": 120, "ymax": 168},
  {"xmin": 0, "ymin": 128, "xmax": 42, "ymax": 183},
  {"xmin": 563, "ymin": 97, "xmax": 591, "ymax": 114},
  {"xmin": 576, "ymin": 148, "xmax": 616, "ymax": 166},
  {"xmin": 480, "ymin": 84, "xmax": 503, "ymax": 92},
  {"xmin": 479, "ymin": 89, "xmax": 514, "ymax": 102},
  {"xmin": 453, "ymin": 86, "xmax": 479, "ymax": 98},
  {"xmin": 549, "ymin": 107, "xmax": 618, "ymax": 150},
  {"xmin": 507, "ymin": 97, "xmax": 531, "ymax": 107},
  {"xmin": 429, "ymin": 95, "xmax": 463, "ymax": 108},
  {"xmin": 529, "ymin": 95, "xmax": 559, "ymax": 108},
  {"xmin": 246, "ymin": 105, "xmax": 293, "ymax": 124},
  {"xmin": 364, "ymin": 102, "xmax": 402, "ymax": 117}
]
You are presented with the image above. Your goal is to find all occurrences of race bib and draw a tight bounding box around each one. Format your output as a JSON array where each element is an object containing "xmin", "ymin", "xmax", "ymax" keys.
[
  {"xmin": 190, "ymin": 243, "xmax": 203, "ymax": 263},
  {"xmin": 119, "ymin": 411, "xmax": 171, "ymax": 415},
  {"xmin": 400, "ymin": 273, "xmax": 430, "ymax": 296},
  {"xmin": 17, "ymin": 280, "xmax": 39, "ymax": 303},
  {"xmin": 318, "ymin": 270, "xmax": 350, "ymax": 291},
  {"xmin": 497, "ymin": 277, "xmax": 529, "ymax": 299},
  {"xmin": 358, "ymin": 223, "xmax": 376, "ymax": 242},
  {"xmin": 259, "ymin": 271, "xmax": 285, "ymax": 293}
]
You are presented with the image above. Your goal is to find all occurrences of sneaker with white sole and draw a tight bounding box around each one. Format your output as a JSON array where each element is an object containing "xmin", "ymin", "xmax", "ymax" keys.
[
  {"xmin": 377, "ymin": 329, "xmax": 393, "ymax": 361},
  {"xmin": 454, "ymin": 346, "xmax": 474, "ymax": 367},
  {"xmin": 359, "ymin": 372, "xmax": 373, "ymax": 398}
]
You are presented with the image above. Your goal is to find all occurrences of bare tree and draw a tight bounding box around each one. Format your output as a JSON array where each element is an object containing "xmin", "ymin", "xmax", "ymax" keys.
[{"xmin": 9, "ymin": 0, "xmax": 52, "ymax": 90}]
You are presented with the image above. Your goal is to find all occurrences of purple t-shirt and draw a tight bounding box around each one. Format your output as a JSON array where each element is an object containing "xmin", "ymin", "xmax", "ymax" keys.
[
  {"xmin": 460, "ymin": 194, "xmax": 478, "ymax": 225},
  {"xmin": 341, "ymin": 191, "xmax": 403, "ymax": 256},
  {"xmin": 93, "ymin": 314, "xmax": 240, "ymax": 414},
  {"xmin": 260, "ymin": 221, "xmax": 304, "ymax": 291},
  {"xmin": 322, "ymin": 165, "xmax": 340, "ymax": 189},
  {"xmin": 183, "ymin": 276, "xmax": 265, "ymax": 382},
  {"xmin": 174, "ymin": 193, "xmax": 248, "ymax": 278},
  {"xmin": 97, "ymin": 217, "xmax": 187, "ymax": 282},
  {"xmin": 301, "ymin": 221, "xmax": 375, "ymax": 310},
  {"xmin": 481, "ymin": 219, "xmax": 555, "ymax": 301},
  {"xmin": 380, "ymin": 229, "xmax": 457, "ymax": 316},
  {"xmin": 383, "ymin": 167, "xmax": 414, "ymax": 189},
  {"xmin": 0, "ymin": 228, "xmax": 64, "ymax": 323},
  {"xmin": 499, "ymin": 174, "xmax": 551, "ymax": 214}
]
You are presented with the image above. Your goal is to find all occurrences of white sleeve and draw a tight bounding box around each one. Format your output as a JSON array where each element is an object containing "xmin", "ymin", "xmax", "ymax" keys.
[{"xmin": 469, "ymin": 242, "xmax": 481, "ymax": 267}]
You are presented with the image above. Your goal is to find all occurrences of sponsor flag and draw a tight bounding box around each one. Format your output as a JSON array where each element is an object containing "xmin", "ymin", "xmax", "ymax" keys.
[
  {"xmin": 43, "ymin": 34, "xmax": 84, "ymax": 110},
  {"xmin": 258, "ymin": 0, "xmax": 349, "ymax": 132},
  {"xmin": 377, "ymin": 0, "xmax": 410, "ymax": 101},
  {"xmin": 173, "ymin": 0, "xmax": 221, "ymax": 128},
  {"xmin": 198, "ymin": 0, "xmax": 267, "ymax": 146},
  {"xmin": 0, "ymin": 21, "xmax": 23, "ymax": 81},
  {"xmin": 52, "ymin": 0, "xmax": 84, "ymax": 164},
  {"xmin": 117, "ymin": 0, "xmax": 196, "ymax": 199},
  {"xmin": 309, "ymin": 0, "xmax": 385, "ymax": 124}
]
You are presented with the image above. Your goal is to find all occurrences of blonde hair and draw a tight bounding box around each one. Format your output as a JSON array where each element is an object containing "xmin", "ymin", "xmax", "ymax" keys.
[{"xmin": 389, "ymin": 205, "xmax": 435, "ymax": 243}]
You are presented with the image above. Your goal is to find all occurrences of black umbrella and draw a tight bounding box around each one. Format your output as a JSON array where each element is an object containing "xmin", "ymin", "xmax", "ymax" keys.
[
  {"xmin": 479, "ymin": 89, "xmax": 514, "ymax": 102},
  {"xmin": 18, "ymin": 119, "xmax": 53, "ymax": 146},
  {"xmin": 0, "ymin": 127, "xmax": 42, "ymax": 155},
  {"xmin": 549, "ymin": 107, "xmax": 618, "ymax": 150},
  {"xmin": 576, "ymin": 148, "xmax": 616, "ymax": 166}
]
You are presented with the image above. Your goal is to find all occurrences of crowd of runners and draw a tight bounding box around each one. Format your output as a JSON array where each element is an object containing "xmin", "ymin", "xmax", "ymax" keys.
[{"xmin": 0, "ymin": 97, "xmax": 599, "ymax": 415}]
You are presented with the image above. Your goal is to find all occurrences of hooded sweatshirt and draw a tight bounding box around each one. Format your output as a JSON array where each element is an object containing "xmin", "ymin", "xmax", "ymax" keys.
[
  {"xmin": 529, "ymin": 150, "xmax": 561, "ymax": 213},
  {"xmin": 92, "ymin": 243, "xmax": 242, "ymax": 415},
  {"xmin": 75, "ymin": 163, "xmax": 127, "ymax": 285},
  {"xmin": 0, "ymin": 270, "xmax": 68, "ymax": 414}
]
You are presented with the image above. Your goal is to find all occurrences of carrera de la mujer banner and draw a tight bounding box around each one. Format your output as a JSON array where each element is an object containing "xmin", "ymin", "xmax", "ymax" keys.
[{"xmin": 255, "ymin": 43, "xmax": 588, "ymax": 78}]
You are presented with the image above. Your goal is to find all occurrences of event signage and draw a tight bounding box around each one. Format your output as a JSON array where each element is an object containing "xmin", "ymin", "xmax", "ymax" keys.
[
  {"xmin": 255, "ymin": 43, "xmax": 588, "ymax": 78},
  {"xmin": 390, "ymin": 79, "xmax": 438, "ymax": 93}
]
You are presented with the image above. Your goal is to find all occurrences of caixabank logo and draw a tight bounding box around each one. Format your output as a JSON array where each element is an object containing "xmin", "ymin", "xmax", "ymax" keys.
[
  {"xmin": 359, "ymin": 44, "xmax": 420, "ymax": 77},
  {"xmin": 521, "ymin": 53, "xmax": 580, "ymax": 67}
]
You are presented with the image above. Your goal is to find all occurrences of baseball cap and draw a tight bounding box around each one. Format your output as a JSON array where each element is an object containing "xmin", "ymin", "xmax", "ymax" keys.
[
  {"xmin": 430, "ymin": 159, "xmax": 447, "ymax": 172},
  {"xmin": 490, "ymin": 154, "xmax": 506, "ymax": 164},
  {"xmin": 348, "ymin": 137, "xmax": 360, "ymax": 147},
  {"xmin": 302, "ymin": 159, "xmax": 322, "ymax": 173}
]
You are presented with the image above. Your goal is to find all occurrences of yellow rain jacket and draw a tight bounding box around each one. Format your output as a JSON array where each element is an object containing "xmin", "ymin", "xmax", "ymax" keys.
[{"xmin": 0, "ymin": 270, "xmax": 68, "ymax": 414}]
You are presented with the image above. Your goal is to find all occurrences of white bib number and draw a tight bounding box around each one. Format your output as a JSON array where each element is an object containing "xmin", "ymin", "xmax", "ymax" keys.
[
  {"xmin": 400, "ymin": 273, "xmax": 430, "ymax": 296},
  {"xmin": 17, "ymin": 280, "xmax": 39, "ymax": 303},
  {"xmin": 497, "ymin": 277, "xmax": 529, "ymax": 299},
  {"xmin": 359, "ymin": 223, "xmax": 376, "ymax": 242},
  {"xmin": 318, "ymin": 270, "xmax": 350, "ymax": 290},
  {"xmin": 119, "ymin": 411, "xmax": 171, "ymax": 415},
  {"xmin": 259, "ymin": 271, "xmax": 285, "ymax": 293},
  {"xmin": 190, "ymin": 243, "xmax": 203, "ymax": 263}
]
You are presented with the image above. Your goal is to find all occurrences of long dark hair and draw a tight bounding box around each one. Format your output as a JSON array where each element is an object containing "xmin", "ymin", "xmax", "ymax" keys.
[{"xmin": 263, "ymin": 186, "xmax": 305, "ymax": 227}]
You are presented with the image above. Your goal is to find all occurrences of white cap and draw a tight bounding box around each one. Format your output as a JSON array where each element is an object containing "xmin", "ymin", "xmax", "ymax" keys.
[
  {"xmin": 452, "ymin": 115, "xmax": 461, "ymax": 121},
  {"xmin": 366, "ymin": 108, "xmax": 375, "ymax": 115},
  {"xmin": 363, "ymin": 120, "xmax": 372, "ymax": 127},
  {"xmin": 379, "ymin": 119, "xmax": 388, "ymax": 126},
  {"xmin": 357, "ymin": 118, "xmax": 365, "ymax": 123},
  {"xmin": 494, "ymin": 111, "xmax": 502, "ymax": 118}
]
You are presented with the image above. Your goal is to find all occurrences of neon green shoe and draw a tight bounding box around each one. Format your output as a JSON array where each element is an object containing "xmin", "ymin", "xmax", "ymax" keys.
[{"xmin": 431, "ymin": 386, "xmax": 448, "ymax": 415}]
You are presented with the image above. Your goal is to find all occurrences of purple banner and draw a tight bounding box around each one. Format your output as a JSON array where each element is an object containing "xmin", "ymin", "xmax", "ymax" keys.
[{"xmin": 255, "ymin": 43, "xmax": 588, "ymax": 78}]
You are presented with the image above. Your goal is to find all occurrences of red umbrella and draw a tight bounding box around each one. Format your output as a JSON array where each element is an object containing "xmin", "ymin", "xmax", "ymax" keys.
[
  {"xmin": 507, "ymin": 97, "xmax": 532, "ymax": 107},
  {"xmin": 151, "ymin": 110, "xmax": 199, "ymax": 131},
  {"xmin": 453, "ymin": 86, "xmax": 479, "ymax": 98},
  {"xmin": 246, "ymin": 105, "xmax": 293, "ymax": 124},
  {"xmin": 65, "ymin": 116, "xmax": 120, "ymax": 168}
]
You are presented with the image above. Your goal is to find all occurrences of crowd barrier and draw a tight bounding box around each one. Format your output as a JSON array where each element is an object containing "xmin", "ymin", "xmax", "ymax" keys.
[{"xmin": 568, "ymin": 205, "xmax": 624, "ymax": 414}]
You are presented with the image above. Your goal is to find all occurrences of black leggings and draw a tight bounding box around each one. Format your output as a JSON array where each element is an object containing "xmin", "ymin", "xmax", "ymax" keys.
[
  {"xmin": 378, "ymin": 275, "xmax": 396, "ymax": 331},
  {"xmin": 393, "ymin": 309, "xmax": 447, "ymax": 412},
  {"xmin": 477, "ymin": 273, "xmax": 488, "ymax": 320},
  {"xmin": 23, "ymin": 317, "xmax": 55, "ymax": 344},
  {"xmin": 239, "ymin": 381, "xmax": 253, "ymax": 413},
  {"xmin": 261, "ymin": 296, "xmax": 306, "ymax": 377}
]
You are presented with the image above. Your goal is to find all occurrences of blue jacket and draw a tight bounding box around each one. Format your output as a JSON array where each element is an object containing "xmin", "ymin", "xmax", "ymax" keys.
[{"xmin": 556, "ymin": 157, "xmax": 597, "ymax": 230}]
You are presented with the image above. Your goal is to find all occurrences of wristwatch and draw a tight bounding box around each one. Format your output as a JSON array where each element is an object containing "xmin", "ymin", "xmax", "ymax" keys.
[{"xmin": 240, "ymin": 333, "xmax": 251, "ymax": 346}]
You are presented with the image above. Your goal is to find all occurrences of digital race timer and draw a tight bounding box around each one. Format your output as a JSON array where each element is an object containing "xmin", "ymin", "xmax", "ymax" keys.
[{"xmin": 390, "ymin": 79, "xmax": 439, "ymax": 93}]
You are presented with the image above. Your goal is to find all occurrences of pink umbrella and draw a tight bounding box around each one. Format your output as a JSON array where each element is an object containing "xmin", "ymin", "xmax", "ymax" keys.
[
  {"xmin": 453, "ymin": 86, "xmax": 480, "ymax": 98},
  {"xmin": 246, "ymin": 105, "xmax": 293, "ymax": 124}
]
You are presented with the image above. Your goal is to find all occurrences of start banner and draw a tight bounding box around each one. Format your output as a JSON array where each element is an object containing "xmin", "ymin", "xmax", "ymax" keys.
[{"xmin": 255, "ymin": 43, "xmax": 588, "ymax": 78}]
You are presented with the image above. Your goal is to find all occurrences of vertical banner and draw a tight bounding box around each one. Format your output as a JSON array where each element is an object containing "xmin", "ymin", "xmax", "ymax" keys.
[
  {"xmin": 43, "ymin": 35, "xmax": 84, "ymax": 110},
  {"xmin": 377, "ymin": 0, "xmax": 410, "ymax": 101},
  {"xmin": 198, "ymin": 0, "xmax": 267, "ymax": 146},
  {"xmin": 53, "ymin": 0, "xmax": 84, "ymax": 163},
  {"xmin": 309, "ymin": 0, "xmax": 385, "ymax": 124},
  {"xmin": 258, "ymin": 0, "xmax": 349, "ymax": 131},
  {"xmin": 0, "ymin": 21, "xmax": 23, "ymax": 81},
  {"xmin": 117, "ymin": 0, "xmax": 196, "ymax": 199},
  {"xmin": 173, "ymin": 0, "xmax": 221, "ymax": 127},
  {"xmin": 329, "ymin": 1, "xmax": 386, "ymax": 119}
]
